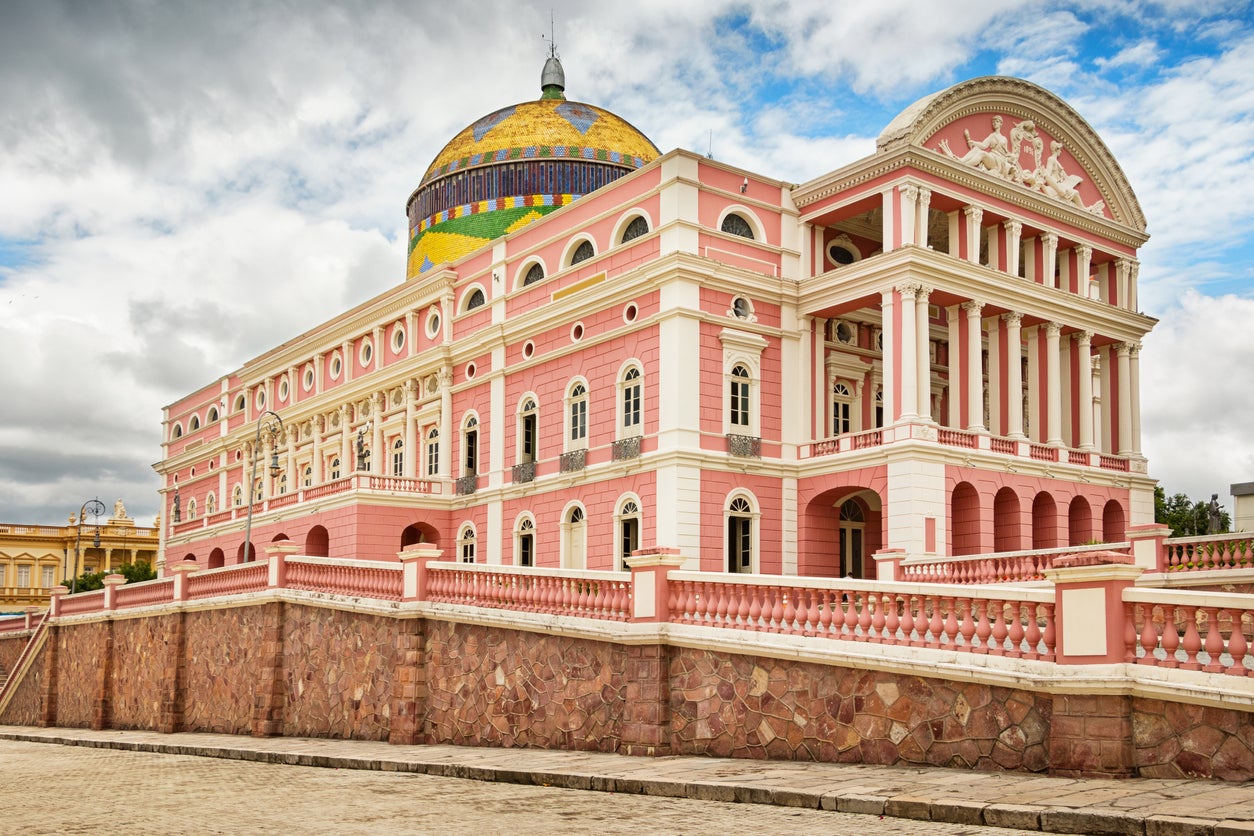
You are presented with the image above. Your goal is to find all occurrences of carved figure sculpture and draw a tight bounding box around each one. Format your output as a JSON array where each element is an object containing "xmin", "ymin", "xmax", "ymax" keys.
[
  {"xmin": 1208, "ymin": 494, "xmax": 1223, "ymax": 535},
  {"xmin": 938, "ymin": 115, "xmax": 1015, "ymax": 178},
  {"xmin": 114, "ymin": 499, "xmax": 128, "ymax": 519}
]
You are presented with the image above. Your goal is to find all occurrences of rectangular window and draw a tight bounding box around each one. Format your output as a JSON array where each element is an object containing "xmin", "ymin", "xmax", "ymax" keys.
[
  {"xmin": 623, "ymin": 382, "xmax": 641, "ymax": 429},
  {"xmin": 730, "ymin": 380, "xmax": 750, "ymax": 427},
  {"xmin": 522, "ymin": 415, "xmax": 536, "ymax": 461},
  {"xmin": 620, "ymin": 518, "xmax": 639, "ymax": 570},
  {"xmin": 570, "ymin": 401, "xmax": 587, "ymax": 442},
  {"xmin": 519, "ymin": 534, "xmax": 533, "ymax": 568},
  {"xmin": 833, "ymin": 401, "xmax": 851, "ymax": 435},
  {"xmin": 727, "ymin": 517, "xmax": 752, "ymax": 573},
  {"xmin": 426, "ymin": 440, "xmax": 439, "ymax": 476},
  {"xmin": 42, "ymin": 566, "xmax": 55, "ymax": 588},
  {"xmin": 17, "ymin": 565, "xmax": 30, "ymax": 588},
  {"xmin": 464, "ymin": 430, "xmax": 478, "ymax": 474},
  {"xmin": 392, "ymin": 446, "xmax": 404, "ymax": 477}
]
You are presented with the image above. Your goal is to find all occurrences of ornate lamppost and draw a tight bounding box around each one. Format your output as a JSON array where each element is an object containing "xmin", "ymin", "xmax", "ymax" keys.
[
  {"xmin": 242, "ymin": 410, "xmax": 284, "ymax": 563},
  {"xmin": 71, "ymin": 498, "xmax": 105, "ymax": 594}
]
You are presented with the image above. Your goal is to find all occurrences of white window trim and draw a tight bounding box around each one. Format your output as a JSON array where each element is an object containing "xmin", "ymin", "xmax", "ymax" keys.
[
  {"xmin": 457, "ymin": 523, "xmax": 477, "ymax": 563},
  {"xmin": 614, "ymin": 494, "xmax": 643, "ymax": 571},
  {"xmin": 612, "ymin": 210, "xmax": 653, "ymax": 245},
  {"xmin": 564, "ymin": 378, "xmax": 590, "ymax": 452},
  {"xmin": 461, "ymin": 412, "xmax": 481, "ymax": 476},
  {"xmin": 513, "ymin": 513, "xmax": 536, "ymax": 567},
  {"xmin": 616, "ymin": 361, "xmax": 644, "ymax": 439},
  {"xmin": 515, "ymin": 258, "xmax": 548, "ymax": 290},
  {"xmin": 459, "ymin": 283, "xmax": 488, "ymax": 315},
  {"xmin": 516, "ymin": 393, "xmax": 540, "ymax": 463},
  {"xmin": 559, "ymin": 502, "xmax": 588, "ymax": 570},
  {"xmin": 719, "ymin": 329, "xmax": 767, "ymax": 437},
  {"xmin": 564, "ymin": 234, "xmax": 597, "ymax": 268},
  {"xmin": 724, "ymin": 491, "xmax": 761, "ymax": 574},
  {"xmin": 715, "ymin": 205, "xmax": 766, "ymax": 242}
]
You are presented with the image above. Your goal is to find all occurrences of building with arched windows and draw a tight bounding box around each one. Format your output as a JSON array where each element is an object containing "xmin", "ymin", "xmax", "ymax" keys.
[{"xmin": 156, "ymin": 58, "xmax": 1157, "ymax": 580}]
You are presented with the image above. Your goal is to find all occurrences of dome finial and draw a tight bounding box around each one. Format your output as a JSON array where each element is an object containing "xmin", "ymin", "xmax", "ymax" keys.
[{"xmin": 540, "ymin": 11, "xmax": 565, "ymax": 100}]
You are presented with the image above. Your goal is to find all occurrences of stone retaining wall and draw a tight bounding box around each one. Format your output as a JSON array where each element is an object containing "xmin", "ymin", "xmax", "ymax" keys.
[{"xmin": 2, "ymin": 601, "xmax": 1252, "ymax": 780}]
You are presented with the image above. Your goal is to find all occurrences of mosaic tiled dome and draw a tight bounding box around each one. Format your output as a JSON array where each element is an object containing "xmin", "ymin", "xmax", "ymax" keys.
[{"xmin": 405, "ymin": 57, "xmax": 659, "ymax": 277}]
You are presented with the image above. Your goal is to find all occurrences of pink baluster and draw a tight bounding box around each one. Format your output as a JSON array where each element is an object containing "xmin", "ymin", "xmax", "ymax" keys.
[
  {"xmin": 781, "ymin": 589, "xmax": 796, "ymax": 634},
  {"xmin": 1160, "ymin": 606, "xmax": 1180, "ymax": 668},
  {"xmin": 883, "ymin": 594, "xmax": 900, "ymax": 645},
  {"xmin": 816, "ymin": 590, "xmax": 832, "ymax": 634},
  {"xmin": 747, "ymin": 585, "xmax": 762, "ymax": 630},
  {"xmin": 974, "ymin": 599, "xmax": 991, "ymax": 654},
  {"xmin": 1227, "ymin": 610, "xmax": 1249, "ymax": 676},
  {"xmin": 715, "ymin": 583, "xmax": 730, "ymax": 627},
  {"xmin": 1124, "ymin": 603, "xmax": 1139, "ymax": 663},
  {"xmin": 769, "ymin": 588, "xmax": 784, "ymax": 633},
  {"xmin": 926, "ymin": 595, "xmax": 943, "ymax": 648},
  {"xmin": 1180, "ymin": 607, "xmax": 1203, "ymax": 670},
  {"xmin": 871, "ymin": 593, "xmax": 887, "ymax": 642},
  {"xmin": 1203, "ymin": 608, "xmax": 1225, "ymax": 673},
  {"xmin": 1138, "ymin": 604, "xmax": 1160, "ymax": 665},
  {"xmin": 899, "ymin": 594, "xmax": 916, "ymax": 645},
  {"xmin": 1007, "ymin": 602, "xmax": 1025, "ymax": 658},
  {"xmin": 990, "ymin": 600, "xmax": 1008, "ymax": 655},
  {"xmin": 1025, "ymin": 603, "xmax": 1042, "ymax": 660},
  {"xmin": 842, "ymin": 589, "xmax": 858, "ymax": 638},
  {"xmin": 1041, "ymin": 602, "xmax": 1056, "ymax": 661},
  {"xmin": 943, "ymin": 597, "xmax": 960, "ymax": 649},
  {"xmin": 959, "ymin": 599, "xmax": 976, "ymax": 652}
]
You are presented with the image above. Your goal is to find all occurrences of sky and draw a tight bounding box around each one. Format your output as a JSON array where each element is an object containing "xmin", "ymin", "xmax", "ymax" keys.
[{"xmin": 1, "ymin": 0, "xmax": 1253, "ymax": 527}]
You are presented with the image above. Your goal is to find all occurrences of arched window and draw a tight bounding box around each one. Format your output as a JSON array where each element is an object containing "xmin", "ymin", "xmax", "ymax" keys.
[
  {"xmin": 832, "ymin": 382, "xmax": 853, "ymax": 435},
  {"xmin": 518, "ymin": 398, "xmax": 538, "ymax": 463},
  {"xmin": 302, "ymin": 464, "xmax": 312, "ymax": 487},
  {"xmin": 172, "ymin": 423, "xmax": 183, "ymax": 439},
  {"xmin": 206, "ymin": 493, "xmax": 216, "ymax": 515},
  {"xmin": 253, "ymin": 479, "xmax": 263, "ymax": 503},
  {"xmin": 721, "ymin": 213, "xmax": 754, "ymax": 239},
  {"xmin": 187, "ymin": 498, "xmax": 197, "ymax": 520},
  {"xmin": 567, "ymin": 383, "xmax": 588, "ymax": 450},
  {"xmin": 426, "ymin": 427, "xmax": 440, "ymax": 476},
  {"xmin": 516, "ymin": 516, "xmax": 535, "ymax": 567},
  {"xmin": 727, "ymin": 495, "xmax": 755, "ymax": 573},
  {"xmin": 234, "ymin": 394, "xmax": 247, "ymax": 413},
  {"xmin": 392, "ymin": 438, "xmax": 404, "ymax": 476},
  {"xmin": 616, "ymin": 498, "xmax": 642, "ymax": 571},
  {"xmin": 458, "ymin": 524, "xmax": 476, "ymax": 563},
  {"xmin": 463, "ymin": 415, "xmax": 479, "ymax": 475},
  {"xmin": 233, "ymin": 485, "xmax": 243, "ymax": 507},
  {"xmin": 620, "ymin": 366, "xmax": 642, "ymax": 434},
  {"xmin": 839, "ymin": 499, "xmax": 866, "ymax": 578},
  {"xmin": 278, "ymin": 472, "xmax": 288, "ymax": 495},
  {"xmin": 728, "ymin": 364, "xmax": 751, "ymax": 429},
  {"xmin": 207, "ymin": 406, "xmax": 219, "ymax": 423},
  {"xmin": 189, "ymin": 415, "xmax": 200, "ymax": 431},
  {"xmin": 562, "ymin": 506, "xmax": 587, "ymax": 569},
  {"xmin": 329, "ymin": 456, "xmax": 341, "ymax": 480},
  {"xmin": 570, "ymin": 239, "xmax": 594, "ymax": 265},
  {"xmin": 465, "ymin": 288, "xmax": 485, "ymax": 311},
  {"xmin": 621, "ymin": 215, "xmax": 649, "ymax": 243},
  {"xmin": 523, "ymin": 262, "xmax": 545, "ymax": 286}
]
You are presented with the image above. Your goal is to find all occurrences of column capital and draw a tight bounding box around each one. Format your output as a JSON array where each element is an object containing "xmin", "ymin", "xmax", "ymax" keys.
[
  {"xmin": 1044, "ymin": 321, "xmax": 1063, "ymax": 338},
  {"xmin": 1075, "ymin": 243, "xmax": 1092, "ymax": 258},
  {"xmin": 1117, "ymin": 341, "xmax": 1135, "ymax": 356},
  {"xmin": 963, "ymin": 204, "xmax": 983, "ymax": 221},
  {"xmin": 902, "ymin": 183, "xmax": 920, "ymax": 202},
  {"xmin": 917, "ymin": 186, "xmax": 932, "ymax": 203},
  {"xmin": 1001, "ymin": 311, "xmax": 1023, "ymax": 326},
  {"xmin": 1041, "ymin": 230, "xmax": 1059, "ymax": 246},
  {"xmin": 436, "ymin": 367, "xmax": 453, "ymax": 389},
  {"xmin": 895, "ymin": 281, "xmax": 924, "ymax": 300},
  {"xmin": 1128, "ymin": 341, "xmax": 1143, "ymax": 356},
  {"xmin": 960, "ymin": 300, "xmax": 985, "ymax": 316},
  {"xmin": 1074, "ymin": 330, "xmax": 1094, "ymax": 346},
  {"xmin": 1003, "ymin": 218, "xmax": 1023, "ymax": 234}
]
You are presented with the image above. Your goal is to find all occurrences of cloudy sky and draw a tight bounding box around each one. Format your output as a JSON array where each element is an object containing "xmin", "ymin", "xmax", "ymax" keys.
[{"xmin": 1, "ymin": 0, "xmax": 1252, "ymax": 527}]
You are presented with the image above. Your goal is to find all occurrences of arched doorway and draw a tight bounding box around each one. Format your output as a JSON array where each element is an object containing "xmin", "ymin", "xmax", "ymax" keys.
[
  {"xmin": 305, "ymin": 526, "xmax": 329, "ymax": 557},
  {"xmin": 237, "ymin": 542, "xmax": 254, "ymax": 563},
  {"xmin": 1102, "ymin": 500, "xmax": 1126, "ymax": 543},
  {"xmin": 400, "ymin": 522, "xmax": 440, "ymax": 551},
  {"xmin": 993, "ymin": 488, "xmax": 1021, "ymax": 552},
  {"xmin": 1069, "ymin": 496, "xmax": 1093, "ymax": 545},
  {"xmin": 562, "ymin": 506, "xmax": 587, "ymax": 569},
  {"xmin": 838, "ymin": 499, "xmax": 866, "ymax": 578},
  {"xmin": 1032, "ymin": 492, "xmax": 1059, "ymax": 549},
  {"xmin": 207, "ymin": 548, "xmax": 225, "ymax": 569},
  {"xmin": 951, "ymin": 482, "xmax": 981, "ymax": 555}
]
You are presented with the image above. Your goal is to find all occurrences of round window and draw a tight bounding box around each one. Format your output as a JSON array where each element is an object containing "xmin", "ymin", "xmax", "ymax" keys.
[
  {"xmin": 330, "ymin": 354, "xmax": 343, "ymax": 380},
  {"xmin": 426, "ymin": 310, "xmax": 441, "ymax": 339},
  {"xmin": 571, "ymin": 322, "xmax": 585, "ymax": 342},
  {"xmin": 465, "ymin": 362, "xmax": 477, "ymax": 380},
  {"xmin": 303, "ymin": 365, "xmax": 315, "ymax": 391},
  {"xmin": 392, "ymin": 324, "xmax": 405, "ymax": 352},
  {"xmin": 623, "ymin": 303, "xmax": 638, "ymax": 323},
  {"xmin": 360, "ymin": 339, "xmax": 373, "ymax": 366},
  {"xmin": 522, "ymin": 341, "xmax": 535, "ymax": 359}
]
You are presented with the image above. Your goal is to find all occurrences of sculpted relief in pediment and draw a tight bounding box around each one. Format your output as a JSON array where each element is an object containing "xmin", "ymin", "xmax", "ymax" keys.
[{"xmin": 936, "ymin": 114, "xmax": 1106, "ymax": 216}]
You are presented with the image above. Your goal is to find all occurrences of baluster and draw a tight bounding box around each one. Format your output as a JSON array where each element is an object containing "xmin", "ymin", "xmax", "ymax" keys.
[
  {"xmin": 781, "ymin": 588, "xmax": 796, "ymax": 634},
  {"xmin": 747, "ymin": 585, "xmax": 762, "ymax": 630},
  {"xmin": 942, "ymin": 596, "xmax": 960, "ymax": 649},
  {"xmin": 926, "ymin": 595, "xmax": 943, "ymax": 648},
  {"xmin": 989, "ymin": 600, "xmax": 1008, "ymax": 655},
  {"xmin": 715, "ymin": 583, "xmax": 730, "ymax": 627},
  {"xmin": 1124, "ymin": 603, "xmax": 1139, "ymax": 663},
  {"xmin": 1227, "ymin": 610, "xmax": 1249, "ymax": 677},
  {"xmin": 842, "ymin": 588, "xmax": 858, "ymax": 639},
  {"xmin": 1203, "ymin": 608, "xmax": 1225, "ymax": 673},
  {"xmin": 816, "ymin": 589, "xmax": 833, "ymax": 634},
  {"xmin": 974, "ymin": 599, "xmax": 991, "ymax": 654},
  {"xmin": 1137, "ymin": 604, "xmax": 1160, "ymax": 665},
  {"xmin": 1160, "ymin": 606, "xmax": 1180, "ymax": 668},
  {"xmin": 768, "ymin": 588, "xmax": 784, "ymax": 633},
  {"xmin": 1007, "ymin": 602, "xmax": 1025, "ymax": 658},
  {"xmin": 1041, "ymin": 602, "xmax": 1056, "ymax": 661},
  {"xmin": 959, "ymin": 599, "xmax": 976, "ymax": 652},
  {"xmin": 883, "ymin": 593, "xmax": 900, "ymax": 645},
  {"xmin": 899, "ymin": 594, "xmax": 916, "ymax": 645},
  {"xmin": 1024, "ymin": 603, "xmax": 1042, "ymax": 660},
  {"xmin": 854, "ymin": 591, "xmax": 871, "ymax": 640},
  {"xmin": 870, "ymin": 593, "xmax": 887, "ymax": 642},
  {"xmin": 1180, "ymin": 606, "xmax": 1203, "ymax": 670}
]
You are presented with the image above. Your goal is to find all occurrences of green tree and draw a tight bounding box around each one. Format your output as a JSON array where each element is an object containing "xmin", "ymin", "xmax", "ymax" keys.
[
  {"xmin": 61, "ymin": 560, "xmax": 156, "ymax": 592},
  {"xmin": 1154, "ymin": 486, "xmax": 1231, "ymax": 537}
]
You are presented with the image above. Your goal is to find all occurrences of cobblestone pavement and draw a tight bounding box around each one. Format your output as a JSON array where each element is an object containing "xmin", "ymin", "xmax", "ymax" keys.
[
  {"xmin": 0, "ymin": 739, "xmax": 1053, "ymax": 835},
  {"xmin": 3, "ymin": 726, "xmax": 1254, "ymax": 835}
]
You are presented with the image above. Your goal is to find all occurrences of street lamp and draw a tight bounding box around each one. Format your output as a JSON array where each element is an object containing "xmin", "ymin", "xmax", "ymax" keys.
[
  {"xmin": 242, "ymin": 410, "xmax": 284, "ymax": 563},
  {"xmin": 71, "ymin": 498, "xmax": 105, "ymax": 595}
]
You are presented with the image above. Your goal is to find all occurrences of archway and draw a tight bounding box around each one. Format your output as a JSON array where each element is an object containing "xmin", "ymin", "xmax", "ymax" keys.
[
  {"xmin": 207, "ymin": 548, "xmax": 225, "ymax": 569},
  {"xmin": 993, "ymin": 487, "xmax": 1021, "ymax": 552},
  {"xmin": 1102, "ymin": 500, "xmax": 1126, "ymax": 543},
  {"xmin": 1068, "ymin": 496, "xmax": 1093, "ymax": 545},
  {"xmin": 798, "ymin": 485, "xmax": 884, "ymax": 578},
  {"xmin": 237, "ymin": 542, "xmax": 255, "ymax": 563},
  {"xmin": 1032, "ymin": 492, "xmax": 1059, "ymax": 549},
  {"xmin": 305, "ymin": 525, "xmax": 329, "ymax": 557},
  {"xmin": 951, "ymin": 482, "xmax": 981, "ymax": 555},
  {"xmin": 400, "ymin": 522, "xmax": 440, "ymax": 551}
]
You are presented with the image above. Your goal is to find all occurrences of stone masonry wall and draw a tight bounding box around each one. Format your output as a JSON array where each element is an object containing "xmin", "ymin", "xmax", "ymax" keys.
[
  {"xmin": 669, "ymin": 647, "xmax": 1051, "ymax": 770},
  {"xmin": 424, "ymin": 621, "xmax": 626, "ymax": 751},
  {"xmin": 0, "ymin": 633, "xmax": 43, "ymax": 726},
  {"xmin": 0, "ymin": 632, "xmax": 25, "ymax": 673},
  {"xmin": 2, "ymin": 601, "xmax": 1252, "ymax": 780}
]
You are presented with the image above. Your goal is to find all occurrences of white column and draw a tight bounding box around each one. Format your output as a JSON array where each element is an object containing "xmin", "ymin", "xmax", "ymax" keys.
[
  {"xmin": 284, "ymin": 425, "xmax": 297, "ymax": 489},
  {"xmin": 438, "ymin": 368, "xmax": 453, "ymax": 480},
  {"xmin": 880, "ymin": 290, "xmax": 897, "ymax": 423},
  {"xmin": 963, "ymin": 302, "xmax": 985, "ymax": 432},
  {"xmin": 1117, "ymin": 343, "xmax": 1133, "ymax": 456},
  {"xmin": 1041, "ymin": 232, "xmax": 1058, "ymax": 289},
  {"xmin": 339, "ymin": 406, "xmax": 351, "ymax": 474},
  {"xmin": 1076, "ymin": 245, "xmax": 1093, "ymax": 297},
  {"xmin": 915, "ymin": 286, "xmax": 932, "ymax": 422},
  {"xmin": 813, "ymin": 318, "xmax": 827, "ymax": 439},
  {"xmin": 900, "ymin": 185, "xmax": 918, "ymax": 248},
  {"xmin": 1128, "ymin": 260, "xmax": 1140, "ymax": 312},
  {"xmin": 946, "ymin": 306, "xmax": 961, "ymax": 427},
  {"xmin": 1045, "ymin": 322, "xmax": 1063, "ymax": 446},
  {"xmin": 1004, "ymin": 313, "xmax": 1025, "ymax": 439},
  {"xmin": 314, "ymin": 353, "xmax": 324, "ymax": 394},
  {"xmin": 1077, "ymin": 331, "xmax": 1094, "ymax": 451},
  {"xmin": 312, "ymin": 416, "xmax": 324, "ymax": 483},
  {"xmin": 371, "ymin": 393, "xmax": 384, "ymax": 475},
  {"xmin": 881, "ymin": 189, "xmax": 897, "ymax": 252},
  {"xmin": 897, "ymin": 283, "xmax": 919, "ymax": 420},
  {"xmin": 1129, "ymin": 342, "xmax": 1143, "ymax": 455},
  {"xmin": 341, "ymin": 340, "xmax": 353, "ymax": 383},
  {"xmin": 403, "ymin": 380, "xmax": 417, "ymax": 478},
  {"xmin": 1003, "ymin": 220, "xmax": 1022, "ymax": 277},
  {"xmin": 963, "ymin": 206, "xmax": 983, "ymax": 264},
  {"xmin": 915, "ymin": 188, "xmax": 932, "ymax": 246}
]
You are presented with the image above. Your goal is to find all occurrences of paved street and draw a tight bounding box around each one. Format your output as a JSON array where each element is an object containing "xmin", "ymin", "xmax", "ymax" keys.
[{"xmin": 0, "ymin": 738, "xmax": 1054, "ymax": 835}]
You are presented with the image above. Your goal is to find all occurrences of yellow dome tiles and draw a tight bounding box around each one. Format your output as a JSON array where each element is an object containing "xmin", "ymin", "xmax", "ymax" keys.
[{"xmin": 421, "ymin": 99, "xmax": 659, "ymax": 186}]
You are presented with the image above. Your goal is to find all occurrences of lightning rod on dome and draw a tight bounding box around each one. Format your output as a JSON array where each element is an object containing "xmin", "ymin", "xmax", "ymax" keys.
[
  {"xmin": 707, "ymin": 130, "xmax": 714, "ymax": 160},
  {"xmin": 540, "ymin": 10, "xmax": 565, "ymax": 100}
]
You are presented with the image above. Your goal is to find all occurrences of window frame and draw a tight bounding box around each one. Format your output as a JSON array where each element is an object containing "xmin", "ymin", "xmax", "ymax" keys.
[{"xmin": 565, "ymin": 380, "xmax": 589, "ymax": 451}]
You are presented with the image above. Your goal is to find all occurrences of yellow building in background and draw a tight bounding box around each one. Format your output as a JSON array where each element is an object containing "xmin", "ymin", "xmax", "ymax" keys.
[{"xmin": 0, "ymin": 500, "xmax": 158, "ymax": 613}]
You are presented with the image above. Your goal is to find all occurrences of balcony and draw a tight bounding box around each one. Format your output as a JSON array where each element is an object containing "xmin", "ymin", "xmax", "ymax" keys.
[
  {"xmin": 559, "ymin": 449, "xmax": 587, "ymax": 473},
  {"xmin": 512, "ymin": 461, "xmax": 536, "ymax": 484},
  {"xmin": 611, "ymin": 436, "xmax": 641, "ymax": 461},
  {"xmin": 726, "ymin": 434, "xmax": 761, "ymax": 458},
  {"xmin": 456, "ymin": 475, "xmax": 478, "ymax": 496}
]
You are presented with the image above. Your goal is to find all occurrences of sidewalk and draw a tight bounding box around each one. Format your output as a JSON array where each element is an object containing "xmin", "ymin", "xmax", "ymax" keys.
[{"xmin": 4, "ymin": 725, "xmax": 1253, "ymax": 835}]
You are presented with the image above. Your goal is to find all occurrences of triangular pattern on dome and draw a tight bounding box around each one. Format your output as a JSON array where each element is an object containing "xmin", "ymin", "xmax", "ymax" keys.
[
  {"xmin": 472, "ymin": 106, "xmax": 516, "ymax": 142},
  {"xmin": 555, "ymin": 101, "xmax": 599, "ymax": 135}
]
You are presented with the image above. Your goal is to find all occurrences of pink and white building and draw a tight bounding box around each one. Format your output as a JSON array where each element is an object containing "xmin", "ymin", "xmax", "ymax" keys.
[{"xmin": 156, "ymin": 67, "xmax": 1155, "ymax": 579}]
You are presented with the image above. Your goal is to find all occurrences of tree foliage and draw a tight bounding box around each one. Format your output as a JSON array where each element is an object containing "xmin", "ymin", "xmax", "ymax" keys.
[
  {"xmin": 1154, "ymin": 486, "xmax": 1231, "ymax": 537},
  {"xmin": 62, "ymin": 560, "xmax": 157, "ymax": 592}
]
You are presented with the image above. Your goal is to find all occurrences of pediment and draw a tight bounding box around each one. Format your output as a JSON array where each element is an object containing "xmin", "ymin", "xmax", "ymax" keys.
[{"xmin": 878, "ymin": 77, "xmax": 1145, "ymax": 232}]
